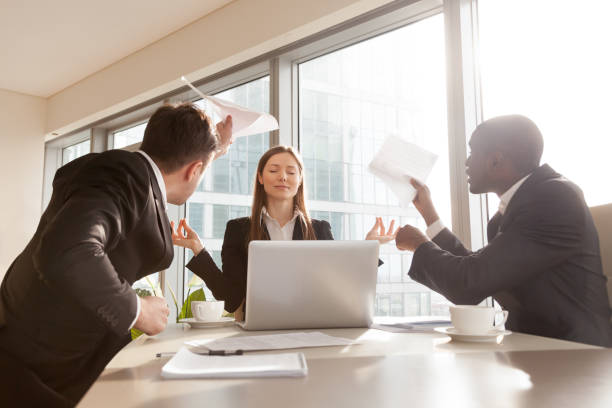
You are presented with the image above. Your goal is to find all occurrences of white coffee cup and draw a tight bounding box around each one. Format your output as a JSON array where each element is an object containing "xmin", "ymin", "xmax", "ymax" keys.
[
  {"xmin": 449, "ymin": 305, "xmax": 509, "ymax": 334},
  {"xmin": 191, "ymin": 300, "xmax": 225, "ymax": 322}
]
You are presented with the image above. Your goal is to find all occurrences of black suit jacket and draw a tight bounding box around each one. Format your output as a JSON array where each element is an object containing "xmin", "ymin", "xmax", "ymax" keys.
[
  {"xmin": 409, "ymin": 164, "xmax": 612, "ymax": 346},
  {"xmin": 0, "ymin": 150, "xmax": 173, "ymax": 404},
  {"xmin": 186, "ymin": 217, "xmax": 333, "ymax": 313}
]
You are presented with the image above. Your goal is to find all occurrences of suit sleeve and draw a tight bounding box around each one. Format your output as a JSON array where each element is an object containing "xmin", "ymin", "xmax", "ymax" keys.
[
  {"xmin": 186, "ymin": 219, "xmax": 247, "ymax": 313},
  {"xmin": 33, "ymin": 160, "xmax": 147, "ymax": 336},
  {"xmin": 408, "ymin": 183, "xmax": 586, "ymax": 304},
  {"xmin": 433, "ymin": 228, "xmax": 474, "ymax": 256}
]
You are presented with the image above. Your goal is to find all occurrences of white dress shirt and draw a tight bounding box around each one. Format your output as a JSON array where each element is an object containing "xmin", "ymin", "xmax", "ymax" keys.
[
  {"xmin": 128, "ymin": 151, "xmax": 169, "ymax": 330},
  {"xmin": 425, "ymin": 173, "xmax": 532, "ymax": 239},
  {"xmin": 497, "ymin": 173, "xmax": 530, "ymax": 215},
  {"xmin": 262, "ymin": 206, "xmax": 301, "ymax": 240},
  {"xmin": 137, "ymin": 150, "xmax": 168, "ymax": 210}
]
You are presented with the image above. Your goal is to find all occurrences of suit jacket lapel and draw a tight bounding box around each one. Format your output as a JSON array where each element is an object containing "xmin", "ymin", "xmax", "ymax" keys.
[
  {"xmin": 139, "ymin": 154, "xmax": 173, "ymax": 269},
  {"xmin": 487, "ymin": 212, "xmax": 503, "ymax": 241},
  {"xmin": 292, "ymin": 218, "xmax": 304, "ymax": 240},
  {"xmin": 262, "ymin": 223, "xmax": 271, "ymax": 240},
  {"xmin": 494, "ymin": 164, "xmax": 559, "ymax": 233}
]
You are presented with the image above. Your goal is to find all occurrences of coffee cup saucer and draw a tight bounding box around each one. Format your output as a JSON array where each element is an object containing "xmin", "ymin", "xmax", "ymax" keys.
[
  {"xmin": 179, "ymin": 316, "xmax": 235, "ymax": 329},
  {"xmin": 434, "ymin": 326, "xmax": 512, "ymax": 342}
]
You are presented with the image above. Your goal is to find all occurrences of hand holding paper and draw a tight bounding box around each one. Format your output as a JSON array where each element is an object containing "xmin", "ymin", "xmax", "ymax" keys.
[
  {"xmin": 181, "ymin": 76, "xmax": 279, "ymax": 138},
  {"xmin": 215, "ymin": 114, "xmax": 233, "ymax": 158},
  {"xmin": 368, "ymin": 135, "xmax": 438, "ymax": 207},
  {"xmin": 409, "ymin": 178, "xmax": 440, "ymax": 225}
]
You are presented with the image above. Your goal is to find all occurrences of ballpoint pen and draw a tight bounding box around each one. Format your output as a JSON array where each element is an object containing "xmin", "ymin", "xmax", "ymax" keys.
[{"xmin": 156, "ymin": 349, "xmax": 244, "ymax": 358}]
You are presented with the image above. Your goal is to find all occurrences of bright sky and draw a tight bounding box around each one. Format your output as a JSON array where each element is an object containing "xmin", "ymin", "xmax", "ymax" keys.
[{"xmin": 479, "ymin": 0, "xmax": 612, "ymax": 206}]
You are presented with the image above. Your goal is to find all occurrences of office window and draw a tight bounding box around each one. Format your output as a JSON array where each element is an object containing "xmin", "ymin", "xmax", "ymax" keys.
[
  {"xmin": 479, "ymin": 0, "xmax": 612, "ymax": 211},
  {"xmin": 62, "ymin": 139, "xmax": 90, "ymax": 165},
  {"xmin": 299, "ymin": 13, "xmax": 451, "ymax": 317},
  {"xmin": 113, "ymin": 122, "xmax": 147, "ymax": 149},
  {"xmin": 185, "ymin": 76, "xmax": 270, "ymax": 300}
]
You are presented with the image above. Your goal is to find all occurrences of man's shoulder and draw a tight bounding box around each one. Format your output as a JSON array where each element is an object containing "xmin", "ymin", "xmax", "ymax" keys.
[
  {"xmin": 54, "ymin": 150, "xmax": 151, "ymax": 201},
  {"xmin": 529, "ymin": 171, "xmax": 584, "ymax": 204},
  {"xmin": 96, "ymin": 150, "xmax": 148, "ymax": 173},
  {"xmin": 61, "ymin": 150, "xmax": 148, "ymax": 182},
  {"xmin": 512, "ymin": 167, "xmax": 587, "ymax": 223}
]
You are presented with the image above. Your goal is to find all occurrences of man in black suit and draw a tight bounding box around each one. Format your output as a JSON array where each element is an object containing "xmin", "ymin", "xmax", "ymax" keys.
[
  {"xmin": 0, "ymin": 103, "xmax": 233, "ymax": 406},
  {"xmin": 396, "ymin": 115, "xmax": 612, "ymax": 347}
]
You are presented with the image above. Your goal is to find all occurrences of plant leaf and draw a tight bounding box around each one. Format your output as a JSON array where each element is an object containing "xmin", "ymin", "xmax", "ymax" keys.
[
  {"xmin": 188, "ymin": 274, "xmax": 204, "ymax": 287},
  {"xmin": 145, "ymin": 275, "xmax": 163, "ymax": 297},
  {"xmin": 166, "ymin": 281, "xmax": 179, "ymax": 310}
]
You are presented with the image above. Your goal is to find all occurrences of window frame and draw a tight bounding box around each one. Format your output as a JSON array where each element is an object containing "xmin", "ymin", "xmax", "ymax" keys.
[
  {"xmin": 41, "ymin": 0, "xmax": 492, "ymax": 317},
  {"xmin": 42, "ymin": 129, "xmax": 92, "ymax": 209}
]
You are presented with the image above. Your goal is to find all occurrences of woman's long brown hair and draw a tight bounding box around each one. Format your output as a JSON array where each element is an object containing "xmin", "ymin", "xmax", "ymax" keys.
[{"xmin": 248, "ymin": 146, "xmax": 316, "ymax": 245}]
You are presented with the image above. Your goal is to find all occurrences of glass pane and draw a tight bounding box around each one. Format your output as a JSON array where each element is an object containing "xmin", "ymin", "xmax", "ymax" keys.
[
  {"xmin": 62, "ymin": 139, "xmax": 90, "ymax": 165},
  {"xmin": 478, "ymin": 0, "xmax": 612, "ymax": 206},
  {"xmin": 298, "ymin": 14, "xmax": 450, "ymax": 317},
  {"xmin": 185, "ymin": 76, "xmax": 271, "ymax": 300},
  {"xmin": 113, "ymin": 122, "xmax": 147, "ymax": 149}
]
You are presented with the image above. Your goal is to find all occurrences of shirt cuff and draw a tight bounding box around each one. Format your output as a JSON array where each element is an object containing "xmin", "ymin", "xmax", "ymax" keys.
[
  {"xmin": 128, "ymin": 294, "xmax": 141, "ymax": 330},
  {"xmin": 425, "ymin": 219, "xmax": 445, "ymax": 239}
]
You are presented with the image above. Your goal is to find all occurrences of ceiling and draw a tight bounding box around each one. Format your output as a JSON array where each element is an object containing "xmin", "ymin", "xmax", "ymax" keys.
[{"xmin": 0, "ymin": 0, "xmax": 234, "ymax": 98}]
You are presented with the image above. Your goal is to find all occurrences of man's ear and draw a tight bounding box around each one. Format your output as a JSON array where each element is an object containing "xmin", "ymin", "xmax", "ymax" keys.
[{"xmin": 185, "ymin": 160, "xmax": 204, "ymax": 182}]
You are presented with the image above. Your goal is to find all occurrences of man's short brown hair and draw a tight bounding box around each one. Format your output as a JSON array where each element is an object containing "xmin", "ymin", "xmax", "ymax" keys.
[{"xmin": 140, "ymin": 103, "xmax": 218, "ymax": 173}]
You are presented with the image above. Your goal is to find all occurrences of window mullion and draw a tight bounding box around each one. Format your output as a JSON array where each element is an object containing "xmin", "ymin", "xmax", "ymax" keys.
[
  {"xmin": 443, "ymin": 0, "xmax": 486, "ymax": 250},
  {"xmin": 90, "ymin": 128, "xmax": 107, "ymax": 153},
  {"xmin": 271, "ymin": 57, "xmax": 295, "ymax": 148}
]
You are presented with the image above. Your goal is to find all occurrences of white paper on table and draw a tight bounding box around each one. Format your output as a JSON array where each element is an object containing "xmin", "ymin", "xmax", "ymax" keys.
[
  {"xmin": 370, "ymin": 320, "xmax": 451, "ymax": 333},
  {"xmin": 185, "ymin": 331, "xmax": 356, "ymax": 352},
  {"xmin": 181, "ymin": 76, "xmax": 279, "ymax": 138},
  {"xmin": 161, "ymin": 347, "xmax": 308, "ymax": 379},
  {"xmin": 368, "ymin": 135, "xmax": 438, "ymax": 207}
]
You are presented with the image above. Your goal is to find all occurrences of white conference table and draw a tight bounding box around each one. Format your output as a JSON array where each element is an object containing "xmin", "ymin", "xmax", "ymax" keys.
[{"xmin": 79, "ymin": 322, "xmax": 612, "ymax": 407}]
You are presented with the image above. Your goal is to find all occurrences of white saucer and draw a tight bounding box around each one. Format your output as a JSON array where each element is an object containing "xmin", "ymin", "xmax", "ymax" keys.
[
  {"xmin": 434, "ymin": 326, "xmax": 512, "ymax": 343},
  {"xmin": 179, "ymin": 317, "xmax": 235, "ymax": 328}
]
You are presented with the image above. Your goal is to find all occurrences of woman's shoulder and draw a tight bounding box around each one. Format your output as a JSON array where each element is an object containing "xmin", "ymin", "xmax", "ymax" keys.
[
  {"xmin": 310, "ymin": 218, "xmax": 330, "ymax": 227},
  {"xmin": 226, "ymin": 216, "xmax": 251, "ymax": 231},
  {"xmin": 223, "ymin": 217, "xmax": 251, "ymax": 244},
  {"xmin": 310, "ymin": 218, "xmax": 333, "ymax": 239}
]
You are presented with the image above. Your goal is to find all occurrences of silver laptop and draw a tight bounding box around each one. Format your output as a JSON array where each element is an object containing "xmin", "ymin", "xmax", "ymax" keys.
[{"xmin": 237, "ymin": 240, "xmax": 379, "ymax": 330}]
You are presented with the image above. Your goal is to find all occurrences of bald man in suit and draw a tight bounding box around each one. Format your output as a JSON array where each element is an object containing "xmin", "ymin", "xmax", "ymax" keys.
[{"xmin": 396, "ymin": 115, "xmax": 612, "ymax": 347}]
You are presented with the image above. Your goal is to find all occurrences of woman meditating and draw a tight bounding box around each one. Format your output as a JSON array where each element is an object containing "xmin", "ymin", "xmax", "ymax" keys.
[{"xmin": 171, "ymin": 145, "xmax": 396, "ymax": 318}]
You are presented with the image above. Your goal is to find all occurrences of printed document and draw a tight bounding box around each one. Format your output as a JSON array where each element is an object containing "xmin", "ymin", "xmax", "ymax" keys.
[
  {"xmin": 161, "ymin": 347, "xmax": 307, "ymax": 378},
  {"xmin": 185, "ymin": 331, "xmax": 355, "ymax": 351},
  {"xmin": 368, "ymin": 135, "xmax": 438, "ymax": 207}
]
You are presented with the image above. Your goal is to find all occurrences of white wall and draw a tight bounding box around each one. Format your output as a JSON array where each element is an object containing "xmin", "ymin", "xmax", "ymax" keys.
[
  {"xmin": 0, "ymin": 0, "xmax": 394, "ymax": 280},
  {"xmin": 46, "ymin": 0, "xmax": 394, "ymax": 139},
  {"xmin": 0, "ymin": 89, "xmax": 46, "ymax": 280}
]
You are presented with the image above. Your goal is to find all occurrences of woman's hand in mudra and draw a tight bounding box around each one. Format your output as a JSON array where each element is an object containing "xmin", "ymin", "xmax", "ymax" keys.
[
  {"xmin": 170, "ymin": 218, "xmax": 204, "ymax": 255},
  {"xmin": 365, "ymin": 217, "xmax": 398, "ymax": 244}
]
